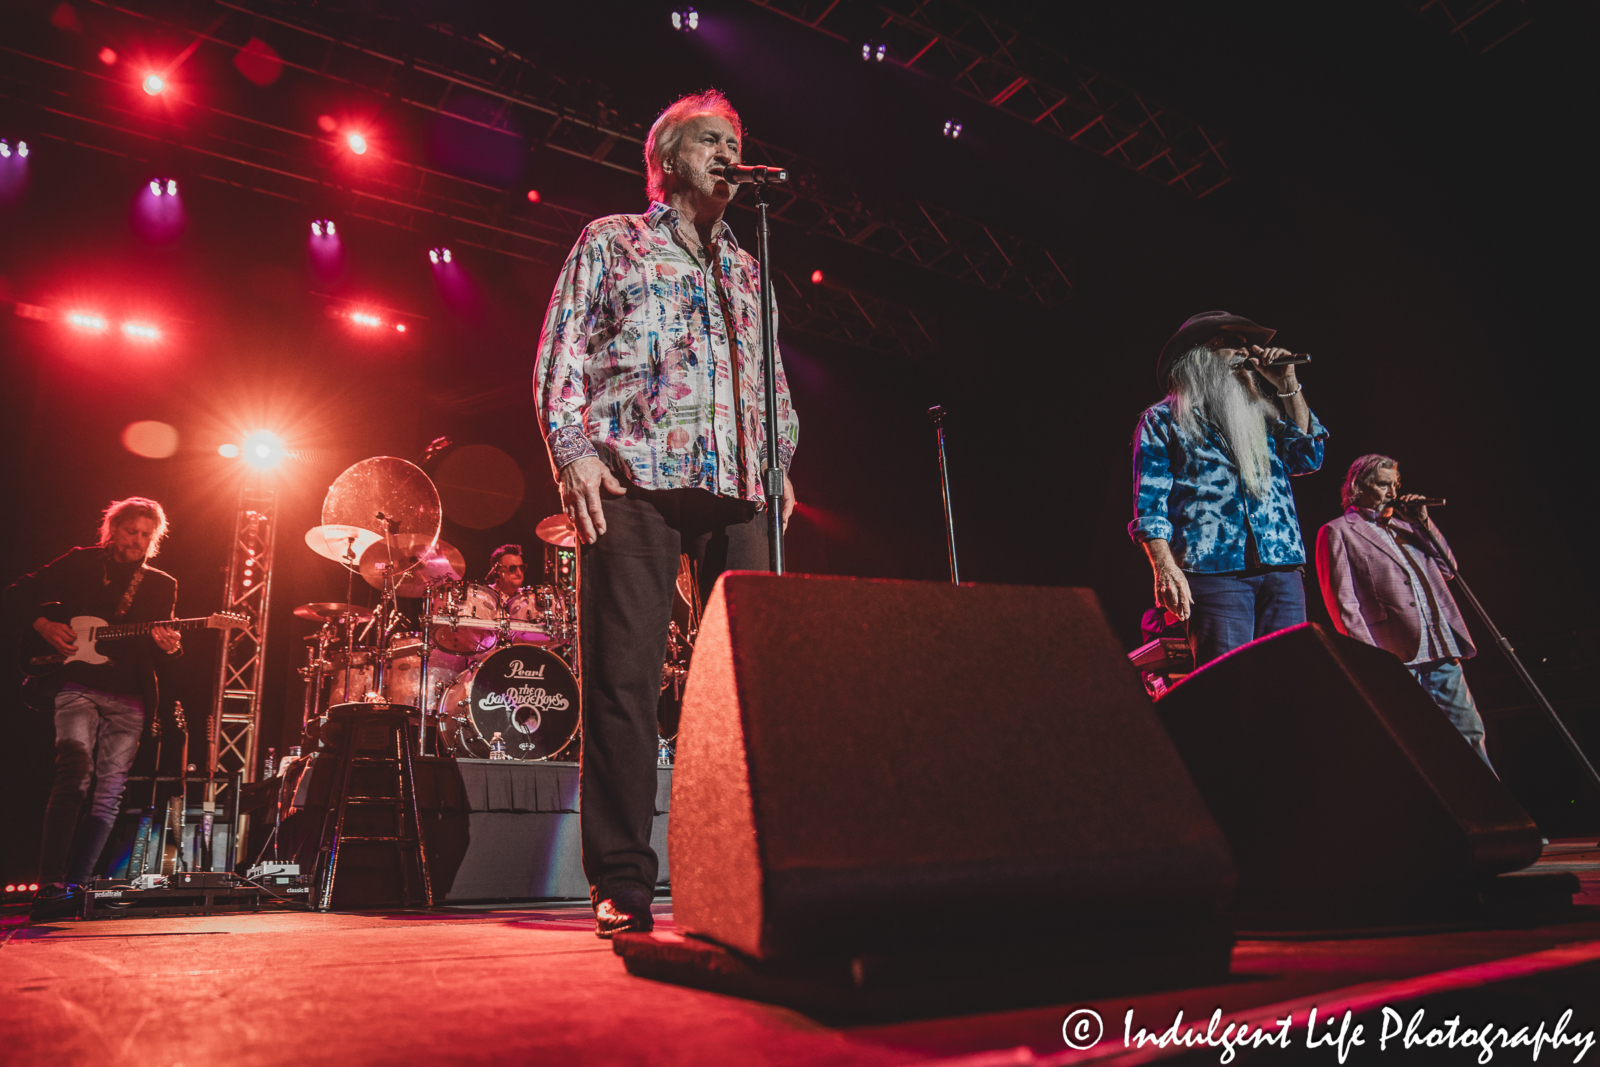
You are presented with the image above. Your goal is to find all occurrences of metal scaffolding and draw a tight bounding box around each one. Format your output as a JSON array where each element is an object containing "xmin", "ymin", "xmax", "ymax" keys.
[
  {"xmin": 1398, "ymin": 0, "xmax": 1534, "ymax": 54},
  {"xmin": 6, "ymin": 0, "xmax": 1070, "ymax": 311},
  {"xmin": 210, "ymin": 485, "xmax": 278, "ymax": 795},
  {"xmin": 747, "ymin": 0, "xmax": 1232, "ymax": 199}
]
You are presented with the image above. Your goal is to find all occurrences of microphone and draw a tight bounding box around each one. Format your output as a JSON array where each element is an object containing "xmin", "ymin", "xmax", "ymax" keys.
[
  {"xmin": 720, "ymin": 165, "xmax": 788, "ymax": 184},
  {"xmin": 1233, "ymin": 353, "xmax": 1313, "ymax": 369},
  {"xmin": 1390, "ymin": 497, "xmax": 1446, "ymax": 509}
]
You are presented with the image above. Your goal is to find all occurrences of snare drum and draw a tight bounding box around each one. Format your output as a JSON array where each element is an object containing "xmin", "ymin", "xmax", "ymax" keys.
[
  {"xmin": 383, "ymin": 633, "xmax": 465, "ymax": 710},
  {"xmin": 430, "ymin": 581, "xmax": 502, "ymax": 654},
  {"xmin": 436, "ymin": 645, "xmax": 579, "ymax": 760}
]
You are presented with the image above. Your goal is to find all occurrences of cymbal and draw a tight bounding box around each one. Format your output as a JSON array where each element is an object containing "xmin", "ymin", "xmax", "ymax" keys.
[
  {"xmin": 358, "ymin": 536, "xmax": 466, "ymax": 597},
  {"xmin": 536, "ymin": 513, "xmax": 577, "ymax": 548},
  {"xmin": 322, "ymin": 457, "xmax": 442, "ymax": 550},
  {"xmin": 305, "ymin": 524, "xmax": 382, "ymax": 568},
  {"xmin": 293, "ymin": 602, "xmax": 374, "ymax": 623}
]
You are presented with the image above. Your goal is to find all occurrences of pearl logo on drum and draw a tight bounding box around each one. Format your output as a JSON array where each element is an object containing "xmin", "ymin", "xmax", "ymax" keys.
[{"xmin": 505, "ymin": 659, "xmax": 547, "ymax": 680}]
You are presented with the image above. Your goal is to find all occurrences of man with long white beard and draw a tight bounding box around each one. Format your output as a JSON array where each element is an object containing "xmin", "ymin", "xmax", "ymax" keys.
[{"xmin": 1130, "ymin": 311, "xmax": 1329, "ymax": 668}]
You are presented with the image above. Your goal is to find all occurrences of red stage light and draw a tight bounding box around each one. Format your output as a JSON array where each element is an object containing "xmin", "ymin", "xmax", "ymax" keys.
[
  {"xmin": 121, "ymin": 322, "xmax": 161, "ymax": 341},
  {"xmin": 68, "ymin": 312, "xmax": 107, "ymax": 331},
  {"xmin": 29, "ymin": 883, "xmax": 38, "ymax": 892},
  {"xmin": 347, "ymin": 132, "xmax": 368, "ymax": 155},
  {"xmin": 810, "ymin": 270, "xmax": 824, "ymax": 284},
  {"xmin": 99, "ymin": 47, "xmax": 118, "ymax": 65},
  {"xmin": 4, "ymin": 885, "xmax": 13, "ymax": 893},
  {"xmin": 143, "ymin": 73, "xmax": 167, "ymax": 96},
  {"xmin": 350, "ymin": 311, "xmax": 382, "ymax": 327},
  {"xmin": 526, "ymin": 189, "xmax": 541, "ymax": 204},
  {"xmin": 395, "ymin": 323, "xmax": 407, "ymax": 332},
  {"xmin": 317, "ymin": 114, "xmax": 337, "ymax": 133}
]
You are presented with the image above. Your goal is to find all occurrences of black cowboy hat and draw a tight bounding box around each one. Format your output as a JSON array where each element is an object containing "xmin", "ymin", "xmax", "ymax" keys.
[{"xmin": 1155, "ymin": 310, "xmax": 1276, "ymax": 390}]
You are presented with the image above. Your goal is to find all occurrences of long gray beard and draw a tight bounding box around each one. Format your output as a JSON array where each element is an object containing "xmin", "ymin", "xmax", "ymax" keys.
[{"xmin": 1171, "ymin": 349, "xmax": 1279, "ymax": 498}]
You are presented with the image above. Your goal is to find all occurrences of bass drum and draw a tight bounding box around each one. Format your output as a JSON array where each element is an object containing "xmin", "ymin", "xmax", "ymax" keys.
[{"xmin": 438, "ymin": 645, "xmax": 579, "ymax": 761}]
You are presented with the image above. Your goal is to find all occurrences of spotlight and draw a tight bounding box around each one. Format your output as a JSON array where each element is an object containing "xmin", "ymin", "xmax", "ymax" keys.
[
  {"xmin": 149, "ymin": 180, "xmax": 162, "ymax": 195},
  {"xmin": 0, "ymin": 142, "xmax": 8, "ymax": 159},
  {"xmin": 0, "ymin": 140, "xmax": 18, "ymax": 159},
  {"xmin": 219, "ymin": 443, "xmax": 241, "ymax": 458},
  {"xmin": 347, "ymin": 132, "xmax": 367, "ymax": 155},
  {"xmin": 429, "ymin": 247, "xmax": 451, "ymax": 264},
  {"xmin": 810, "ymin": 269, "xmax": 824, "ymax": 284},
  {"xmin": 526, "ymin": 189, "xmax": 540, "ymax": 204},
  {"xmin": 862, "ymin": 41, "xmax": 887, "ymax": 62},
  {"xmin": 149, "ymin": 178, "xmax": 178, "ymax": 196},
  {"xmin": 350, "ymin": 311, "xmax": 383, "ymax": 327},
  {"xmin": 942, "ymin": 119, "xmax": 963, "ymax": 139},
  {"xmin": 99, "ymin": 47, "xmax": 118, "ymax": 65},
  {"xmin": 395, "ymin": 323, "xmax": 407, "ymax": 333},
  {"xmin": 311, "ymin": 219, "xmax": 336, "ymax": 237},
  {"xmin": 166, "ymin": 179, "xmax": 177, "ymax": 195},
  {"xmin": 16, "ymin": 142, "xmax": 25, "ymax": 158},
  {"xmin": 239, "ymin": 430, "xmax": 287, "ymax": 471},
  {"xmin": 142, "ymin": 72, "xmax": 166, "ymax": 95},
  {"xmin": 121, "ymin": 322, "xmax": 161, "ymax": 341},
  {"xmin": 68, "ymin": 312, "xmax": 107, "ymax": 331},
  {"xmin": 671, "ymin": 7, "xmax": 698, "ymax": 31}
]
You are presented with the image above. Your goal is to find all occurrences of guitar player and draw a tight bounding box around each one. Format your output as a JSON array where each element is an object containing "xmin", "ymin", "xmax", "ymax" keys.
[{"xmin": 4, "ymin": 497, "xmax": 182, "ymax": 920}]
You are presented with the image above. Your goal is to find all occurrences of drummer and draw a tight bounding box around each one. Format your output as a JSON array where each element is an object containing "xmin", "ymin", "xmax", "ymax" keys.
[{"xmin": 486, "ymin": 543, "xmax": 526, "ymax": 603}]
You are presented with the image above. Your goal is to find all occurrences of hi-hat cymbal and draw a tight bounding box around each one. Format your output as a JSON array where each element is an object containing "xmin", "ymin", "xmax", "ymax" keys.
[
  {"xmin": 293, "ymin": 602, "xmax": 375, "ymax": 623},
  {"xmin": 536, "ymin": 513, "xmax": 578, "ymax": 548},
  {"xmin": 358, "ymin": 536, "xmax": 466, "ymax": 597},
  {"xmin": 305, "ymin": 524, "xmax": 383, "ymax": 569},
  {"xmin": 322, "ymin": 457, "xmax": 442, "ymax": 550}
]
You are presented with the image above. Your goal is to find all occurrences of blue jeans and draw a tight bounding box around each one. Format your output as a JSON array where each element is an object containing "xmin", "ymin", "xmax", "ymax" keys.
[
  {"xmin": 39, "ymin": 683, "xmax": 147, "ymax": 885},
  {"xmin": 1186, "ymin": 569, "xmax": 1308, "ymax": 669},
  {"xmin": 1409, "ymin": 659, "xmax": 1494, "ymax": 771}
]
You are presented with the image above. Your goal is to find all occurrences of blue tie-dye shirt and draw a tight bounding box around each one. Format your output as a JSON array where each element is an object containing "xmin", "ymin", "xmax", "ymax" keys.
[{"xmin": 1128, "ymin": 401, "xmax": 1328, "ymax": 573}]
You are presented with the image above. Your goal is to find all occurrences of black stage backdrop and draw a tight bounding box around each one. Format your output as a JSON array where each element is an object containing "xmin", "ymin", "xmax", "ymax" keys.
[{"xmin": 3, "ymin": 0, "xmax": 1596, "ymax": 879}]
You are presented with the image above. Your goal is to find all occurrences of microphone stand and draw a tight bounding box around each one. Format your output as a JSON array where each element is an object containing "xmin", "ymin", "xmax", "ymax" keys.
[
  {"xmin": 750, "ymin": 179, "xmax": 786, "ymax": 575},
  {"xmin": 929, "ymin": 406, "xmax": 960, "ymax": 584},
  {"xmin": 1405, "ymin": 510, "xmax": 1600, "ymax": 801}
]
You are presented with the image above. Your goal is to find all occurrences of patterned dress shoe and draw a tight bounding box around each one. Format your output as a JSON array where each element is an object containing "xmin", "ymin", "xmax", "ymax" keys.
[{"xmin": 593, "ymin": 898, "xmax": 654, "ymax": 939}]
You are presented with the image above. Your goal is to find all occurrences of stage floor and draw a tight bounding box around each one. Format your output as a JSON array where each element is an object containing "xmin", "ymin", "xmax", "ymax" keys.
[{"xmin": 3, "ymin": 843, "xmax": 1599, "ymax": 1066}]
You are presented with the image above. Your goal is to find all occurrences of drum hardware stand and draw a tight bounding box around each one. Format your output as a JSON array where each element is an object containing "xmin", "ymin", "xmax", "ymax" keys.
[
  {"xmin": 751, "ymin": 177, "xmax": 787, "ymax": 575},
  {"xmin": 1409, "ymin": 517, "xmax": 1600, "ymax": 810},
  {"xmin": 929, "ymin": 405, "xmax": 961, "ymax": 585}
]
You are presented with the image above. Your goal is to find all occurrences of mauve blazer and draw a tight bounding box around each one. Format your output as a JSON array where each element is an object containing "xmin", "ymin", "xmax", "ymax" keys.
[{"xmin": 1315, "ymin": 508, "xmax": 1475, "ymax": 663}]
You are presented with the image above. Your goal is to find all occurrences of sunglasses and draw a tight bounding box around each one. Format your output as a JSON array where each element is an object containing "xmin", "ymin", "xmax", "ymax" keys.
[{"xmin": 1205, "ymin": 333, "xmax": 1252, "ymax": 351}]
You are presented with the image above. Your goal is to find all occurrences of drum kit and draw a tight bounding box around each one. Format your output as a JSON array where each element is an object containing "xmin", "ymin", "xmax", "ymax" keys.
[{"xmin": 295, "ymin": 457, "xmax": 584, "ymax": 761}]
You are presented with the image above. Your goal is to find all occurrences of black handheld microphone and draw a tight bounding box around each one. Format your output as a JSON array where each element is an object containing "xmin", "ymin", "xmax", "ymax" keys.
[
  {"xmin": 1390, "ymin": 497, "xmax": 1446, "ymax": 509},
  {"xmin": 721, "ymin": 165, "xmax": 788, "ymax": 184}
]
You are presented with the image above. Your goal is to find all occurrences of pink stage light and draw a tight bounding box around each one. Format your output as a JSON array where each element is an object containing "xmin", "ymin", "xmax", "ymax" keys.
[
  {"xmin": 810, "ymin": 270, "xmax": 824, "ymax": 284},
  {"xmin": 143, "ymin": 72, "xmax": 167, "ymax": 96},
  {"xmin": 99, "ymin": 47, "xmax": 118, "ymax": 65},
  {"xmin": 68, "ymin": 312, "xmax": 108, "ymax": 331},
  {"xmin": 347, "ymin": 132, "xmax": 368, "ymax": 155},
  {"xmin": 526, "ymin": 189, "xmax": 541, "ymax": 204}
]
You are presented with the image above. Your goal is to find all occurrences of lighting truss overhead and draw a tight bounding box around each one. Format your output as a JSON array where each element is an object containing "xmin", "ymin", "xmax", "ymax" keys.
[
  {"xmin": 429, "ymin": 247, "xmax": 452, "ymax": 264},
  {"xmin": 142, "ymin": 72, "xmax": 166, "ymax": 95},
  {"xmin": 743, "ymin": 0, "xmax": 1231, "ymax": 198},
  {"xmin": 672, "ymin": 7, "xmax": 699, "ymax": 31},
  {"xmin": 121, "ymin": 321, "xmax": 161, "ymax": 340},
  {"xmin": 68, "ymin": 312, "xmax": 107, "ymax": 331}
]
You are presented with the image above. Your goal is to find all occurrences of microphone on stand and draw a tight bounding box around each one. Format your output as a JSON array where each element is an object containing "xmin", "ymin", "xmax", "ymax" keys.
[{"xmin": 720, "ymin": 165, "xmax": 789, "ymax": 184}]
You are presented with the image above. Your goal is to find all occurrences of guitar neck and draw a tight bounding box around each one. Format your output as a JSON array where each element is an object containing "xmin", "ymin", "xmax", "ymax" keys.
[{"xmin": 94, "ymin": 616, "xmax": 220, "ymax": 641}]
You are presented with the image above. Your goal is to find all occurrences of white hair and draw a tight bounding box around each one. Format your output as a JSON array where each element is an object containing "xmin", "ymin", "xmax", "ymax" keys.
[{"xmin": 1168, "ymin": 346, "xmax": 1280, "ymax": 498}]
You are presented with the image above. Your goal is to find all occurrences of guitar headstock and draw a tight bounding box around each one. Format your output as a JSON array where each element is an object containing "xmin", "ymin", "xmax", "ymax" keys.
[
  {"xmin": 208, "ymin": 612, "xmax": 250, "ymax": 630},
  {"xmin": 172, "ymin": 699, "xmax": 187, "ymax": 731}
]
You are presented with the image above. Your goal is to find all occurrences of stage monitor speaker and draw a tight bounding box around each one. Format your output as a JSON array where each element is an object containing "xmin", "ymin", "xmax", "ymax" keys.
[
  {"xmin": 1154, "ymin": 622, "xmax": 1543, "ymax": 923},
  {"xmin": 669, "ymin": 573, "xmax": 1237, "ymax": 961}
]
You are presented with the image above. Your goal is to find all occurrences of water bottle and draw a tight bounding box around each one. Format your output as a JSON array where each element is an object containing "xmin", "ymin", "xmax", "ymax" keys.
[
  {"xmin": 262, "ymin": 747, "xmax": 276, "ymax": 778},
  {"xmin": 488, "ymin": 732, "xmax": 509, "ymax": 761}
]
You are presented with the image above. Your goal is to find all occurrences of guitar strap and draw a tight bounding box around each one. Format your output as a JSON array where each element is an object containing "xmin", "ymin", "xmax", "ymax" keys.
[{"xmin": 111, "ymin": 567, "xmax": 147, "ymax": 622}]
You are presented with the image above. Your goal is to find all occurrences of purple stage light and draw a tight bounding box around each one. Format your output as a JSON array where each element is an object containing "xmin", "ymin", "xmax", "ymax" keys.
[
  {"xmin": 671, "ymin": 7, "xmax": 698, "ymax": 31},
  {"xmin": 943, "ymin": 119, "xmax": 963, "ymax": 139}
]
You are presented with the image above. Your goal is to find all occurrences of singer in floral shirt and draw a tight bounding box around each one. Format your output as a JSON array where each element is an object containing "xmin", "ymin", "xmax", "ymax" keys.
[{"xmin": 533, "ymin": 89, "xmax": 798, "ymax": 940}]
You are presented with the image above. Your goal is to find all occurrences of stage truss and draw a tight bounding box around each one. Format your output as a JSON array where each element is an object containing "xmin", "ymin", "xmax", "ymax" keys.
[{"xmin": 210, "ymin": 486, "xmax": 278, "ymax": 811}]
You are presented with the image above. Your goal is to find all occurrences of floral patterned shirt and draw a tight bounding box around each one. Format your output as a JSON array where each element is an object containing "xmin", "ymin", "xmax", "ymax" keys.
[
  {"xmin": 533, "ymin": 201, "xmax": 798, "ymax": 502},
  {"xmin": 1129, "ymin": 400, "xmax": 1328, "ymax": 573}
]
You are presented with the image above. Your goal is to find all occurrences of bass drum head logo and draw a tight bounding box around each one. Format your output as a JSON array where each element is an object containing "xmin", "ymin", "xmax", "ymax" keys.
[{"xmin": 465, "ymin": 645, "xmax": 579, "ymax": 759}]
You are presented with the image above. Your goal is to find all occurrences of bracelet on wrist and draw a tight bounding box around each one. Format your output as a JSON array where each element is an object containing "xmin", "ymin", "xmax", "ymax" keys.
[{"xmin": 1277, "ymin": 383, "xmax": 1303, "ymax": 398}]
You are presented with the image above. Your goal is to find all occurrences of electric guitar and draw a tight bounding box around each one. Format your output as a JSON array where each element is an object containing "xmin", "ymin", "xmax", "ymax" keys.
[
  {"xmin": 161, "ymin": 701, "xmax": 189, "ymax": 877},
  {"xmin": 20, "ymin": 611, "xmax": 248, "ymax": 678}
]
